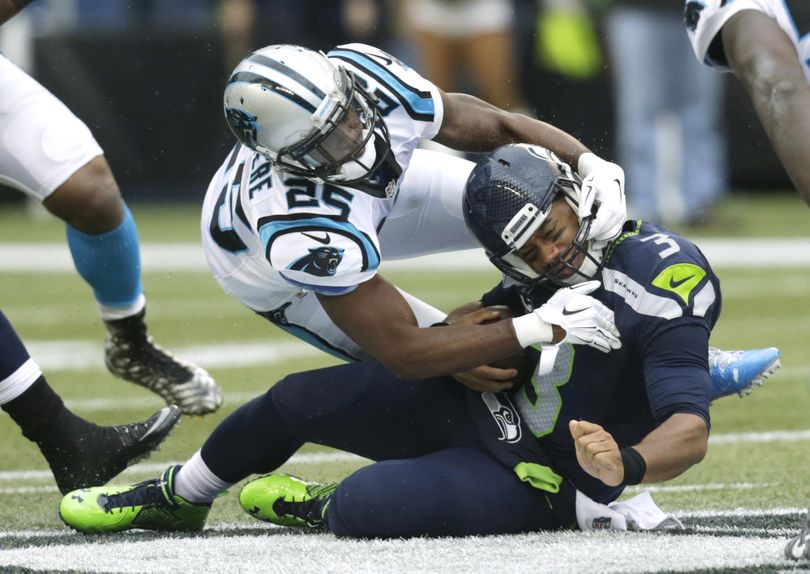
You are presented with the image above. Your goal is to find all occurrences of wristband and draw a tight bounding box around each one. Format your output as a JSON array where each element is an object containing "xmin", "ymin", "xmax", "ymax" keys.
[
  {"xmin": 619, "ymin": 446, "xmax": 646, "ymax": 486},
  {"xmin": 511, "ymin": 313, "xmax": 554, "ymax": 348}
]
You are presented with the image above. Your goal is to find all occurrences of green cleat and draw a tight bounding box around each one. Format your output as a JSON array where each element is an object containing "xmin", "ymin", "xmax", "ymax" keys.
[
  {"xmin": 239, "ymin": 473, "xmax": 337, "ymax": 529},
  {"xmin": 59, "ymin": 465, "xmax": 210, "ymax": 534}
]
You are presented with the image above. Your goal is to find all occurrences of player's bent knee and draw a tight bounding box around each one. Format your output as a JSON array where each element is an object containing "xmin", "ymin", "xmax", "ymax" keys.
[{"xmin": 44, "ymin": 157, "xmax": 123, "ymax": 233}]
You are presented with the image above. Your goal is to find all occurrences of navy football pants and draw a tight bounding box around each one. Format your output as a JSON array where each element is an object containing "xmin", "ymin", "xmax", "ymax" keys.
[{"xmin": 201, "ymin": 361, "xmax": 576, "ymax": 537}]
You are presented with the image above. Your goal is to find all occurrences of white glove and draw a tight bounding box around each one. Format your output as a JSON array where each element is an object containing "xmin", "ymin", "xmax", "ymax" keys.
[
  {"xmin": 512, "ymin": 280, "xmax": 621, "ymax": 353},
  {"xmin": 577, "ymin": 152, "xmax": 627, "ymax": 243}
]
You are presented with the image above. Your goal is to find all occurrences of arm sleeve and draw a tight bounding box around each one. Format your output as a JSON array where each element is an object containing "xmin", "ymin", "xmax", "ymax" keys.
[{"xmin": 642, "ymin": 320, "xmax": 711, "ymax": 430}]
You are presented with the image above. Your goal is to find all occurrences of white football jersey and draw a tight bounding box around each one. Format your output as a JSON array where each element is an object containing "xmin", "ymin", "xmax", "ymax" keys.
[
  {"xmin": 685, "ymin": 0, "xmax": 810, "ymax": 82},
  {"xmin": 201, "ymin": 43, "xmax": 445, "ymax": 313}
]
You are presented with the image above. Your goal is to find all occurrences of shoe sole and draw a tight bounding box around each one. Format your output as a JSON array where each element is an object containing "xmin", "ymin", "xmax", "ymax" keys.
[{"xmin": 738, "ymin": 357, "xmax": 782, "ymax": 397}]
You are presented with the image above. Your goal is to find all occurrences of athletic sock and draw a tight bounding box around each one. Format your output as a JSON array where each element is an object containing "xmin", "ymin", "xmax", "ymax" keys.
[
  {"xmin": 174, "ymin": 450, "xmax": 232, "ymax": 504},
  {"xmin": 66, "ymin": 202, "xmax": 143, "ymax": 312}
]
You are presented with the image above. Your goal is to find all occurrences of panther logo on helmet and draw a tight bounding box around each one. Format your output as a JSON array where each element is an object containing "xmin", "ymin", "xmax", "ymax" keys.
[
  {"xmin": 222, "ymin": 44, "xmax": 394, "ymax": 197},
  {"xmin": 225, "ymin": 108, "xmax": 258, "ymax": 147}
]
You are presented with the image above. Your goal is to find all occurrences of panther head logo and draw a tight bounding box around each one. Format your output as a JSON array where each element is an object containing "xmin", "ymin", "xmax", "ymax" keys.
[
  {"xmin": 289, "ymin": 246, "xmax": 345, "ymax": 277},
  {"xmin": 225, "ymin": 107, "xmax": 258, "ymax": 146}
]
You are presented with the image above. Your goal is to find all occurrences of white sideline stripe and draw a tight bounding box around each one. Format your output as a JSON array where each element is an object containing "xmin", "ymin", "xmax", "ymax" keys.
[
  {"xmin": 24, "ymin": 339, "xmax": 322, "ymax": 373},
  {"xmin": 0, "ymin": 452, "xmax": 368, "ymax": 483},
  {"xmin": 709, "ymin": 429, "xmax": 810, "ymax": 444},
  {"xmin": 625, "ymin": 482, "xmax": 767, "ymax": 494},
  {"xmin": 679, "ymin": 507, "xmax": 806, "ymax": 518},
  {"xmin": 2, "ymin": 239, "xmax": 810, "ymax": 272},
  {"xmin": 20, "ymin": 338, "xmax": 810, "ymax": 378}
]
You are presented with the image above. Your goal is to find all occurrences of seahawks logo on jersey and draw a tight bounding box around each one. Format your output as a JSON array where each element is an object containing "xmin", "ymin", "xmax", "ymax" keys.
[
  {"xmin": 225, "ymin": 108, "xmax": 258, "ymax": 147},
  {"xmin": 289, "ymin": 246, "xmax": 345, "ymax": 276}
]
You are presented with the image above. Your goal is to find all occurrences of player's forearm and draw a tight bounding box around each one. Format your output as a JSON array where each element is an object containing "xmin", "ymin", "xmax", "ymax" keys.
[
  {"xmin": 0, "ymin": 0, "xmax": 34, "ymax": 25},
  {"xmin": 435, "ymin": 93, "xmax": 588, "ymax": 168},
  {"xmin": 748, "ymin": 82, "xmax": 810, "ymax": 206},
  {"xmin": 633, "ymin": 413, "xmax": 708, "ymax": 483},
  {"xmin": 363, "ymin": 322, "xmax": 525, "ymax": 380},
  {"xmin": 724, "ymin": 13, "xmax": 810, "ymax": 205}
]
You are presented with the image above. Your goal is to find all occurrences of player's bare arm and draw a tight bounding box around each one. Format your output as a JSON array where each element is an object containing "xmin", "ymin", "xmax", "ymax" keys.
[
  {"xmin": 723, "ymin": 10, "xmax": 810, "ymax": 205},
  {"xmin": 317, "ymin": 275, "xmax": 526, "ymax": 380},
  {"xmin": 571, "ymin": 413, "xmax": 708, "ymax": 487},
  {"xmin": 434, "ymin": 91, "xmax": 589, "ymax": 169}
]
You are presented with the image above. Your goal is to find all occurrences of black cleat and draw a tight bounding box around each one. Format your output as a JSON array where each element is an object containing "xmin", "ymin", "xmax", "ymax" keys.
[
  {"xmin": 105, "ymin": 308, "xmax": 222, "ymax": 415},
  {"xmin": 44, "ymin": 405, "xmax": 181, "ymax": 495}
]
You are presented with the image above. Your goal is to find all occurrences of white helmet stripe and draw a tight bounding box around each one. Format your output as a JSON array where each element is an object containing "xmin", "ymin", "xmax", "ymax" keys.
[
  {"xmin": 228, "ymin": 71, "xmax": 319, "ymax": 113},
  {"xmin": 246, "ymin": 53, "xmax": 327, "ymax": 99}
]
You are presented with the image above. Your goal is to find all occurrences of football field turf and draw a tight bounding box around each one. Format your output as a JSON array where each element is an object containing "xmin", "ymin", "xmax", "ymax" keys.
[{"xmin": 0, "ymin": 197, "xmax": 809, "ymax": 572}]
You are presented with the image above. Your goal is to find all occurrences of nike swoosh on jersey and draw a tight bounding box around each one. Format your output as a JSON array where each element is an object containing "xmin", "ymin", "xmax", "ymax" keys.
[
  {"xmin": 669, "ymin": 275, "xmax": 696, "ymax": 289},
  {"xmin": 301, "ymin": 232, "xmax": 331, "ymax": 245}
]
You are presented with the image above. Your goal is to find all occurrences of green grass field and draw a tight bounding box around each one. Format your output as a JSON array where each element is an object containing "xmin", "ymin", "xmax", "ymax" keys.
[{"xmin": 1, "ymin": 196, "xmax": 809, "ymax": 572}]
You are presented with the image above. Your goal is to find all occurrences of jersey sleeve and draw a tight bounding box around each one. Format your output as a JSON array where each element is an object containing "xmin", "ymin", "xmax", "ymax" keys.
[
  {"xmin": 327, "ymin": 43, "xmax": 444, "ymax": 141},
  {"xmin": 258, "ymin": 216, "xmax": 381, "ymax": 295},
  {"xmin": 641, "ymin": 321, "xmax": 711, "ymax": 429},
  {"xmin": 685, "ymin": 0, "xmax": 771, "ymax": 69}
]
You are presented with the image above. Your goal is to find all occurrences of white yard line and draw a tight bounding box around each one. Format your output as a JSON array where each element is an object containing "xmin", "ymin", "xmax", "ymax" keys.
[{"xmin": 2, "ymin": 239, "xmax": 810, "ymax": 272}]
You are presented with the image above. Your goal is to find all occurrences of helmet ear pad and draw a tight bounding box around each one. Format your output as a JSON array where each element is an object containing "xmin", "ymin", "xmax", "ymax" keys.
[{"xmin": 462, "ymin": 144, "xmax": 604, "ymax": 287}]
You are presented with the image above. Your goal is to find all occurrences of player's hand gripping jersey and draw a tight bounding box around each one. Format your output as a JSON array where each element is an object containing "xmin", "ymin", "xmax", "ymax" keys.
[
  {"xmin": 201, "ymin": 44, "xmax": 473, "ymax": 359},
  {"xmin": 685, "ymin": 0, "xmax": 810, "ymax": 81},
  {"xmin": 482, "ymin": 221, "xmax": 720, "ymax": 503}
]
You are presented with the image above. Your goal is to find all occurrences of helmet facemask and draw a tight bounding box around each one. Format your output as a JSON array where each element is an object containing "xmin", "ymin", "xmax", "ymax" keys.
[
  {"xmin": 272, "ymin": 69, "xmax": 392, "ymax": 187},
  {"xmin": 464, "ymin": 144, "xmax": 607, "ymax": 288}
]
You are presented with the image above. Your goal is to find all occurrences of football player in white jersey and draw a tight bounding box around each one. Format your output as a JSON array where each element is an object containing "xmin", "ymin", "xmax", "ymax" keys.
[
  {"xmin": 0, "ymin": 3, "xmax": 221, "ymax": 414},
  {"xmin": 202, "ymin": 43, "xmax": 628, "ymax": 391},
  {"xmin": 685, "ymin": 0, "xmax": 810, "ymax": 205}
]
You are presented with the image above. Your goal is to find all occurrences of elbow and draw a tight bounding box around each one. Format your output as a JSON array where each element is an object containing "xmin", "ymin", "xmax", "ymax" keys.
[
  {"xmin": 690, "ymin": 437, "xmax": 708, "ymax": 466},
  {"xmin": 742, "ymin": 56, "xmax": 804, "ymax": 116}
]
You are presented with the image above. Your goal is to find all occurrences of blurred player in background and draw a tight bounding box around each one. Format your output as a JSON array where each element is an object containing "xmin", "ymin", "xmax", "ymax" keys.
[
  {"xmin": 685, "ymin": 0, "xmax": 810, "ymax": 206},
  {"xmin": 58, "ymin": 145, "xmax": 743, "ymax": 537},
  {"xmin": 0, "ymin": 310, "xmax": 179, "ymax": 494},
  {"xmin": 684, "ymin": 0, "xmax": 810, "ymax": 557},
  {"xmin": 0, "ymin": 1, "xmax": 221, "ymax": 415}
]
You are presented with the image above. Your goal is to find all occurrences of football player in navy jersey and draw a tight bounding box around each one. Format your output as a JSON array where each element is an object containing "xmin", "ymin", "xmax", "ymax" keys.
[
  {"xmin": 685, "ymin": 0, "xmax": 810, "ymax": 205},
  {"xmin": 59, "ymin": 145, "xmax": 756, "ymax": 538}
]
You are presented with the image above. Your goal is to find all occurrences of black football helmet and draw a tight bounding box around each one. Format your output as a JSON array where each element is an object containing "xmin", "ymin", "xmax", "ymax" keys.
[{"xmin": 462, "ymin": 144, "xmax": 605, "ymax": 286}]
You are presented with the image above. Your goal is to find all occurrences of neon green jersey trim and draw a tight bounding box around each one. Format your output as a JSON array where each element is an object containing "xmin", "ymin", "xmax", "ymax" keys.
[
  {"xmin": 514, "ymin": 462, "xmax": 563, "ymax": 493},
  {"xmin": 651, "ymin": 262, "xmax": 707, "ymax": 305}
]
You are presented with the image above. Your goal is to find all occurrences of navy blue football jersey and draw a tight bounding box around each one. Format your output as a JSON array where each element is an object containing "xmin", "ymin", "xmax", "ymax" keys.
[{"xmin": 483, "ymin": 220, "xmax": 720, "ymax": 502}]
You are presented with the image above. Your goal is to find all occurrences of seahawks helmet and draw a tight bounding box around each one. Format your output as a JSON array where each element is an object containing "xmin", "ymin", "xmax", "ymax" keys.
[
  {"xmin": 223, "ymin": 45, "xmax": 392, "ymax": 194},
  {"xmin": 463, "ymin": 144, "xmax": 605, "ymax": 286}
]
